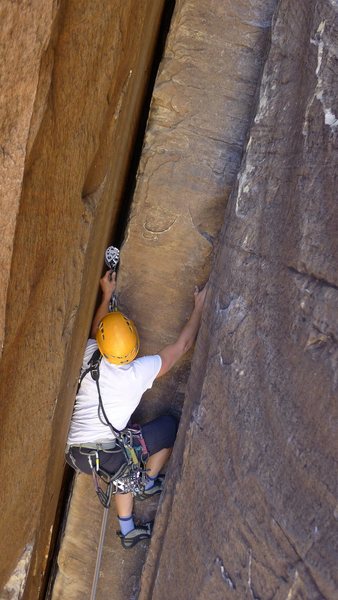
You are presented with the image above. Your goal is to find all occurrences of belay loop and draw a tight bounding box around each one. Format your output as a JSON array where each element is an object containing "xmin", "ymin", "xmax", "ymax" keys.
[{"xmin": 78, "ymin": 349, "xmax": 149, "ymax": 507}]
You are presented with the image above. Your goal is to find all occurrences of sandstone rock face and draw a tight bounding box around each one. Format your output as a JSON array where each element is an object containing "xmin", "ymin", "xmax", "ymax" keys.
[
  {"xmin": 51, "ymin": 0, "xmax": 278, "ymax": 598},
  {"xmin": 140, "ymin": 1, "xmax": 338, "ymax": 598},
  {"xmin": 3, "ymin": 0, "xmax": 337, "ymax": 598},
  {"xmin": 0, "ymin": 0, "xmax": 56, "ymax": 362},
  {"xmin": 118, "ymin": 0, "xmax": 279, "ymax": 423},
  {"xmin": 0, "ymin": 2, "xmax": 165, "ymax": 597}
]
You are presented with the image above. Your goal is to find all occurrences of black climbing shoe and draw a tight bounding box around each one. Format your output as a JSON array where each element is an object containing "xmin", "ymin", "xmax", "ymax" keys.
[
  {"xmin": 136, "ymin": 475, "xmax": 165, "ymax": 501},
  {"xmin": 117, "ymin": 522, "xmax": 153, "ymax": 549}
]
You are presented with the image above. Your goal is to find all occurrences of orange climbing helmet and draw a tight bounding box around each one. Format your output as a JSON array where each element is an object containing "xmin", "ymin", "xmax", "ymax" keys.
[{"xmin": 96, "ymin": 311, "xmax": 139, "ymax": 365}]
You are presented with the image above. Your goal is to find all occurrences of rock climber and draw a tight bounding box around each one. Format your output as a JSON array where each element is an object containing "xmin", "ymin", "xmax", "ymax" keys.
[{"xmin": 66, "ymin": 269, "xmax": 207, "ymax": 548}]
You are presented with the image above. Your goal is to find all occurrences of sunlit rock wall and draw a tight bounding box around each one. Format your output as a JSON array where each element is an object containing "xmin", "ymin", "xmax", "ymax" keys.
[
  {"xmin": 0, "ymin": 1, "xmax": 165, "ymax": 597},
  {"xmin": 140, "ymin": 0, "xmax": 338, "ymax": 598},
  {"xmin": 51, "ymin": 1, "xmax": 279, "ymax": 599},
  {"xmin": 117, "ymin": 0, "xmax": 279, "ymax": 422}
]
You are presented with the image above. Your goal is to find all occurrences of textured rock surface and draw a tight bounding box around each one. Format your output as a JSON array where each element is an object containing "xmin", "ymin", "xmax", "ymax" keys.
[
  {"xmin": 3, "ymin": 0, "xmax": 337, "ymax": 598},
  {"xmin": 118, "ymin": 0, "xmax": 278, "ymax": 422},
  {"xmin": 140, "ymin": 0, "xmax": 338, "ymax": 598},
  {"xmin": 52, "ymin": 0, "xmax": 278, "ymax": 598},
  {"xmin": 0, "ymin": 1, "xmax": 56, "ymax": 360},
  {"xmin": 50, "ymin": 475, "xmax": 160, "ymax": 600},
  {"xmin": 0, "ymin": 1, "xmax": 165, "ymax": 597}
]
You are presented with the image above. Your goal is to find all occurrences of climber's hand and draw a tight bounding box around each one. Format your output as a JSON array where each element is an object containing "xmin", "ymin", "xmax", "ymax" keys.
[
  {"xmin": 100, "ymin": 270, "xmax": 116, "ymax": 300},
  {"xmin": 157, "ymin": 280, "xmax": 209, "ymax": 378}
]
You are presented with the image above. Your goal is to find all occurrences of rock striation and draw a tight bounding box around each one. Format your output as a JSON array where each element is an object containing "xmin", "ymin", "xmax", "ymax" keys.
[
  {"xmin": 51, "ymin": 0, "xmax": 279, "ymax": 598},
  {"xmin": 139, "ymin": 0, "xmax": 338, "ymax": 598},
  {"xmin": 2, "ymin": 0, "xmax": 337, "ymax": 598},
  {"xmin": 0, "ymin": 1, "xmax": 165, "ymax": 598}
]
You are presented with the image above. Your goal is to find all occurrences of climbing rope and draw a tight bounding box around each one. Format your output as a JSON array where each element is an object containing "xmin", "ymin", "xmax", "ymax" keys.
[{"xmin": 89, "ymin": 481, "xmax": 113, "ymax": 600}]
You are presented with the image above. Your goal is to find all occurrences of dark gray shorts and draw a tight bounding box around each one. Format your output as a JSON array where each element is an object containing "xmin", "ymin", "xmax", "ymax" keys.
[{"xmin": 66, "ymin": 414, "xmax": 178, "ymax": 476}]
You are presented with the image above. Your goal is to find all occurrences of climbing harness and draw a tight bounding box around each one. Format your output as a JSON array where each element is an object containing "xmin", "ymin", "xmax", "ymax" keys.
[{"xmin": 74, "ymin": 349, "xmax": 149, "ymax": 508}]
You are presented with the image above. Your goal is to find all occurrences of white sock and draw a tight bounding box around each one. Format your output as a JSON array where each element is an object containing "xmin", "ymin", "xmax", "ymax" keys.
[
  {"xmin": 145, "ymin": 474, "xmax": 158, "ymax": 491},
  {"xmin": 118, "ymin": 515, "xmax": 134, "ymax": 535}
]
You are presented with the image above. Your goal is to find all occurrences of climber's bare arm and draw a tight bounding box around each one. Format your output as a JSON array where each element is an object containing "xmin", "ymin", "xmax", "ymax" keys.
[
  {"xmin": 157, "ymin": 284, "xmax": 208, "ymax": 378},
  {"xmin": 90, "ymin": 271, "xmax": 116, "ymax": 338}
]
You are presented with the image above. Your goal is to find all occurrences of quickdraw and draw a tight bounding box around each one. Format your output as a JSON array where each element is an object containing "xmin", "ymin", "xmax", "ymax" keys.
[{"xmin": 105, "ymin": 245, "xmax": 119, "ymax": 311}]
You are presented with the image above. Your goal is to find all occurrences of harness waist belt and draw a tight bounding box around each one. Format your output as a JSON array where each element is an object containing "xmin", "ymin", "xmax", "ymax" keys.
[{"xmin": 66, "ymin": 440, "xmax": 117, "ymax": 453}]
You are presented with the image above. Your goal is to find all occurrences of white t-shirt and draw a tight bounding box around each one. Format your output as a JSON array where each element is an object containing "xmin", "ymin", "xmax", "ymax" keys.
[{"xmin": 67, "ymin": 339, "xmax": 162, "ymax": 445}]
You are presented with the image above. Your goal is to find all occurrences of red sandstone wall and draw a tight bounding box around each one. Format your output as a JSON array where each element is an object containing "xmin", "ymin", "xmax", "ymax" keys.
[
  {"xmin": 0, "ymin": 2, "xmax": 165, "ymax": 597},
  {"xmin": 2, "ymin": 1, "xmax": 337, "ymax": 598}
]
